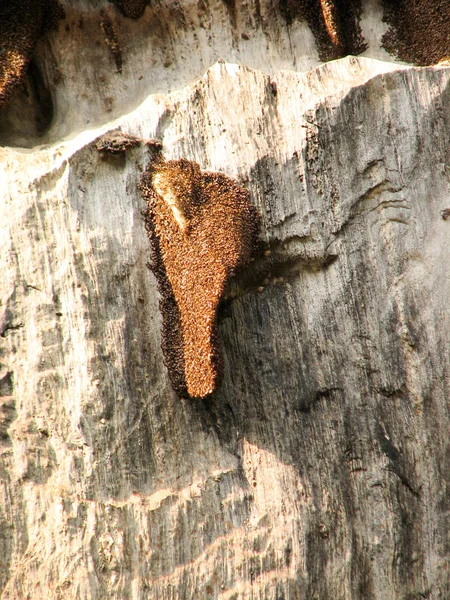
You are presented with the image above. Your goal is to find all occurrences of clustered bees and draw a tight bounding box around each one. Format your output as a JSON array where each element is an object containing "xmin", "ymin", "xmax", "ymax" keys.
[
  {"xmin": 100, "ymin": 9, "xmax": 123, "ymax": 73},
  {"xmin": 110, "ymin": 0, "xmax": 149, "ymax": 20},
  {"xmin": 0, "ymin": 0, "xmax": 64, "ymax": 107},
  {"xmin": 140, "ymin": 157, "xmax": 260, "ymax": 399},
  {"xmin": 382, "ymin": 1, "xmax": 450, "ymax": 65}
]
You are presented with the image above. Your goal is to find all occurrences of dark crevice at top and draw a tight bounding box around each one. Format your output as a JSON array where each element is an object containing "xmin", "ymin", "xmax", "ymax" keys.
[
  {"xmin": 0, "ymin": 0, "xmax": 64, "ymax": 107},
  {"xmin": 27, "ymin": 60, "xmax": 54, "ymax": 135},
  {"xmin": 0, "ymin": 59, "xmax": 54, "ymax": 148},
  {"xmin": 0, "ymin": 0, "xmax": 63, "ymax": 147}
]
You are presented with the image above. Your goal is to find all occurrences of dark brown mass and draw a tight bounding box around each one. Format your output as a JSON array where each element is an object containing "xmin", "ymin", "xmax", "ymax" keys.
[
  {"xmin": 279, "ymin": 0, "xmax": 367, "ymax": 61},
  {"xmin": 0, "ymin": 0, "xmax": 64, "ymax": 108},
  {"xmin": 109, "ymin": 0, "xmax": 150, "ymax": 20},
  {"xmin": 140, "ymin": 158, "xmax": 260, "ymax": 399},
  {"xmin": 96, "ymin": 132, "xmax": 142, "ymax": 157},
  {"xmin": 279, "ymin": 0, "xmax": 449, "ymax": 65},
  {"xmin": 381, "ymin": 0, "xmax": 450, "ymax": 66},
  {"xmin": 100, "ymin": 9, "xmax": 123, "ymax": 73}
]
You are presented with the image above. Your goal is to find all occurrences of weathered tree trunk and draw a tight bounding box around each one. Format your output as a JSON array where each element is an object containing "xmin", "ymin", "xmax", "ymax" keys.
[{"xmin": 1, "ymin": 2, "xmax": 449, "ymax": 599}]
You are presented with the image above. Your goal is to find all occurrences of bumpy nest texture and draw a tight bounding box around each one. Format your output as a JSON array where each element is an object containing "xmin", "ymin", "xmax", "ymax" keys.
[
  {"xmin": 382, "ymin": 0, "xmax": 450, "ymax": 65},
  {"xmin": 140, "ymin": 158, "xmax": 260, "ymax": 399},
  {"xmin": 0, "ymin": 0, "xmax": 64, "ymax": 107},
  {"xmin": 109, "ymin": 0, "xmax": 150, "ymax": 19},
  {"xmin": 280, "ymin": 0, "xmax": 366, "ymax": 61}
]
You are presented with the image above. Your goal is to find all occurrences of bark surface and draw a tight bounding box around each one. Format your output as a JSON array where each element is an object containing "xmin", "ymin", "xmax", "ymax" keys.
[{"xmin": 1, "ymin": 2, "xmax": 449, "ymax": 599}]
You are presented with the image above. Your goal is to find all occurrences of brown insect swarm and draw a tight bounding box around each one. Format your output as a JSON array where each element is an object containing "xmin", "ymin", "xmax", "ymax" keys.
[
  {"xmin": 319, "ymin": 0, "xmax": 345, "ymax": 53},
  {"xmin": 381, "ymin": 0, "xmax": 450, "ymax": 66},
  {"xmin": 109, "ymin": 0, "xmax": 150, "ymax": 20},
  {"xmin": 140, "ymin": 158, "xmax": 260, "ymax": 399},
  {"xmin": 0, "ymin": 0, "xmax": 64, "ymax": 108},
  {"xmin": 100, "ymin": 9, "xmax": 123, "ymax": 73},
  {"xmin": 96, "ymin": 131, "xmax": 141, "ymax": 156},
  {"xmin": 279, "ymin": 0, "xmax": 366, "ymax": 61}
]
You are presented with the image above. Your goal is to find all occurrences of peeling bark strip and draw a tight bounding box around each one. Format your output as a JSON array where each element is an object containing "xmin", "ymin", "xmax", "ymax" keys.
[
  {"xmin": 0, "ymin": 0, "xmax": 64, "ymax": 107},
  {"xmin": 140, "ymin": 158, "xmax": 260, "ymax": 399}
]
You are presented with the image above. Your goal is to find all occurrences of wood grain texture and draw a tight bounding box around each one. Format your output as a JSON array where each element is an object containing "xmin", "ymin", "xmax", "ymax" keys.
[{"xmin": 1, "ymin": 2, "xmax": 450, "ymax": 599}]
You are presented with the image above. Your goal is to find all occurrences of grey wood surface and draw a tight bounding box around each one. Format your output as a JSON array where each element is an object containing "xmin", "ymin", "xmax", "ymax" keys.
[{"xmin": 1, "ymin": 2, "xmax": 449, "ymax": 599}]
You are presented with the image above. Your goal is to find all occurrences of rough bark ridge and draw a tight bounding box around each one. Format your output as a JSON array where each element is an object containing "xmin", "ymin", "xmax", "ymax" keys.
[{"xmin": 1, "ymin": 1, "xmax": 449, "ymax": 599}]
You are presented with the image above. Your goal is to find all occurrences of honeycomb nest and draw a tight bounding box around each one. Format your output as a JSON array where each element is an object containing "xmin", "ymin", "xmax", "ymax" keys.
[
  {"xmin": 280, "ymin": 0, "xmax": 367, "ymax": 61},
  {"xmin": 382, "ymin": 0, "xmax": 450, "ymax": 65},
  {"xmin": 109, "ymin": 0, "xmax": 149, "ymax": 19},
  {"xmin": 140, "ymin": 158, "xmax": 260, "ymax": 399},
  {"xmin": 0, "ymin": 0, "xmax": 64, "ymax": 107}
]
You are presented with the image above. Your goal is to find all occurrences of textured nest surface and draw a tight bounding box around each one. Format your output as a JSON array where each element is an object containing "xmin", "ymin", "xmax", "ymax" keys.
[
  {"xmin": 109, "ymin": 0, "xmax": 150, "ymax": 19},
  {"xmin": 280, "ymin": 0, "xmax": 367, "ymax": 61},
  {"xmin": 382, "ymin": 0, "xmax": 450, "ymax": 65},
  {"xmin": 140, "ymin": 158, "xmax": 260, "ymax": 399},
  {"xmin": 0, "ymin": 0, "xmax": 64, "ymax": 107}
]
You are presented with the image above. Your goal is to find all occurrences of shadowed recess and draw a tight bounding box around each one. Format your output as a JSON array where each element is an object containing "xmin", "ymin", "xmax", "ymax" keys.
[
  {"xmin": 0, "ymin": 0, "xmax": 64, "ymax": 108},
  {"xmin": 140, "ymin": 158, "xmax": 260, "ymax": 399}
]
